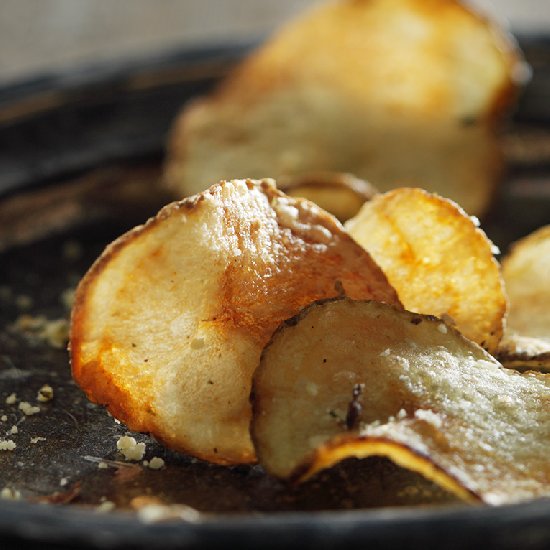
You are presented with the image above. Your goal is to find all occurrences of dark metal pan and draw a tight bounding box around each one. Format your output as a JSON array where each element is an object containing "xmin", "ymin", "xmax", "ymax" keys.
[{"xmin": 0, "ymin": 36, "xmax": 549, "ymax": 550}]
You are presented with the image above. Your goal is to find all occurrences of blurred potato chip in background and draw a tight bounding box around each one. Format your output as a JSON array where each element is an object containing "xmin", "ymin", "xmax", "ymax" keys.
[{"xmin": 165, "ymin": 0, "xmax": 525, "ymax": 216}]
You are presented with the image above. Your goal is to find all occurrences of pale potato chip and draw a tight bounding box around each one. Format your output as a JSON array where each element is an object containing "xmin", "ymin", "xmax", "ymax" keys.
[
  {"xmin": 498, "ymin": 332, "xmax": 550, "ymax": 372},
  {"xmin": 252, "ymin": 299, "xmax": 550, "ymax": 505},
  {"xmin": 345, "ymin": 188, "xmax": 506, "ymax": 353},
  {"xmin": 165, "ymin": 0, "xmax": 523, "ymax": 216},
  {"xmin": 71, "ymin": 179, "xmax": 399, "ymax": 464},
  {"xmin": 498, "ymin": 226, "xmax": 550, "ymax": 369},
  {"xmin": 277, "ymin": 172, "xmax": 377, "ymax": 222}
]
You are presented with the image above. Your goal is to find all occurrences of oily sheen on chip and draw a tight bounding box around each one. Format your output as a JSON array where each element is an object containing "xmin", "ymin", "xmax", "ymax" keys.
[{"xmin": 252, "ymin": 299, "xmax": 550, "ymax": 505}]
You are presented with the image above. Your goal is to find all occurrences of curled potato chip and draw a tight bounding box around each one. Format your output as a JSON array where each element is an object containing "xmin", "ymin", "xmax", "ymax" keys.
[
  {"xmin": 498, "ymin": 226, "xmax": 550, "ymax": 369},
  {"xmin": 251, "ymin": 299, "xmax": 550, "ymax": 505},
  {"xmin": 345, "ymin": 188, "xmax": 506, "ymax": 353},
  {"xmin": 71, "ymin": 179, "xmax": 399, "ymax": 464},
  {"xmin": 277, "ymin": 172, "xmax": 377, "ymax": 222},
  {"xmin": 165, "ymin": 0, "xmax": 523, "ymax": 215}
]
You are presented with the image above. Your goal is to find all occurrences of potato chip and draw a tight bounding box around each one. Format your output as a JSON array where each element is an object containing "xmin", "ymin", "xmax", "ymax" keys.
[
  {"xmin": 344, "ymin": 188, "xmax": 506, "ymax": 353},
  {"xmin": 498, "ymin": 333, "xmax": 550, "ymax": 372},
  {"xmin": 71, "ymin": 179, "xmax": 399, "ymax": 464},
  {"xmin": 252, "ymin": 299, "xmax": 550, "ymax": 505},
  {"xmin": 498, "ymin": 226, "xmax": 550, "ymax": 369},
  {"xmin": 277, "ymin": 172, "xmax": 377, "ymax": 222},
  {"xmin": 165, "ymin": 0, "xmax": 523, "ymax": 216}
]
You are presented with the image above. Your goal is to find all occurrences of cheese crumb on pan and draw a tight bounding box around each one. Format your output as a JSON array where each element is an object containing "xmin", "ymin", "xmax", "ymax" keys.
[
  {"xmin": 19, "ymin": 402, "xmax": 40, "ymax": 416},
  {"xmin": 0, "ymin": 440, "xmax": 16, "ymax": 451},
  {"xmin": 37, "ymin": 385, "xmax": 54, "ymax": 403},
  {"xmin": 116, "ymin": 436, "xmax": 146, "ymax": 461}
]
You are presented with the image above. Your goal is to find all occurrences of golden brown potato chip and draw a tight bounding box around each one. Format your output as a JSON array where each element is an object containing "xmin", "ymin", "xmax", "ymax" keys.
[
  {"xmin": 71, "ymin": 179, "xmax": 399, "ymax": 464},
  {"xmin": 498, "ymin": 226, "xmax": 550, "ymax": 369},
  {"xmin": 252, "ymin": 299, "xmax": 550, "ymax": 505},
  {"xmin": 344, "ymin": 188, "xmax": 506, "ymax": 353},
  {"xmin": 165, "ymin": 0, "xmax": 524, "ymax": 215},
  {"xmin": 276, "ymin": 172, "xmax": 377, "ymax": 222}
]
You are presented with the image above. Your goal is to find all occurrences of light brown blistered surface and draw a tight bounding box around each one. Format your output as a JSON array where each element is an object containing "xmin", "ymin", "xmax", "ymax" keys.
[
  {"xmin": 70, "ymin": 179, "xmax": 399, "ymax": 464},
  {"xmin": 252, "ymin": 299, "xmax": 550, "ymax": 505},
  {"xmin": 165, "ymin": 0, "xmax": 523, "ymax": 215},
  {"xmin": 345, "ymin": 188, "xmax": 506, "ymax": 353}
]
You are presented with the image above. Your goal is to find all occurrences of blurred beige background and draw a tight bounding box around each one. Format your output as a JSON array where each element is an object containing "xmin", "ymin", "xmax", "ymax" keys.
[{"xmin": 0, "ymin": 0, "xmax": 549, "ymax": 84}]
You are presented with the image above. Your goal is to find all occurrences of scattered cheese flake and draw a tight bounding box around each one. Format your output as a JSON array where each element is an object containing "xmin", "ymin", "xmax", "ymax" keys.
[
  {"xmin": 491, "ymin": 243, "xmax": 500, "ymax": 256},
  {"xmin": 0, "ymin": 415, "xmax": 7, "ymax": 422},
  {"xmin": 116, "ymin": 436, "xmax": 146, "ymax": 461},
  {"xmin": 148, "ymin": 457, "xmax": 165, "ymax": 470},
  {"xmin": 137, "ymin": 503, "xmax": 201, "ymax": 524},
  {"xmin": 437, "ymin": 323, "xmax": 448, "ymax": 334},
  {"xmin": 60, "ymin": 477, "xmax": 68, "ymax": 487},
  {"xmin": 8, "ymin": 426, "xmax": 17, "ymax": 435},
  {"xmin": 0, "ymin": 440, "xmax": 16, "ymax": 451},
  {"xmin": 37, "ymin": 384, "xmax": 54, "ymax": 403},
  {"xmin": 11, "ymin": 315, "xmax": 69, "ymax": 349},
  {"xmin": 5, "ymin": 393, "xmax": 17, "ymax": 405},
  {"xmin": 19, "ymin": 402, "xmax": 40, "ymax": 416},
  {"xmin": 397, "ymin": 408, "xmax": 407, "ymax": 420},
  {"xmin": 0, "ymin": 487, "xmax": 21, "ymax": 500},
  {"xmin": 379, "ymin": 348, "xmax": 391, "ymax": 357},
  {"xmin": 30, "ymin": 437, "xmax": 46, "ymax": 444},
  {"xmin": 98, "ymin": 462, "xmax": 109, "ymax": 469}
]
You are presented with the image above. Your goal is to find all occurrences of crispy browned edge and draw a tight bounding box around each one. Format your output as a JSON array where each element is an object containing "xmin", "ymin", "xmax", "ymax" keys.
[
  {"xmin": 250, "ymin": 296, "xmax": 485, "ymax": 502},
  {"xmin": 290, "ymin": 433, "xmax": 483, "ymax": 504},
  {"xmin": 163, "ymin": 0, "xmax": 526, "ymax": 202}
]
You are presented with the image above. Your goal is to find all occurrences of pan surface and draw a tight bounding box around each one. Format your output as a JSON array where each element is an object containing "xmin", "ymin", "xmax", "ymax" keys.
[{"xmin": 0, "ymin": 38, "xmax": 549, "ymax": 550}]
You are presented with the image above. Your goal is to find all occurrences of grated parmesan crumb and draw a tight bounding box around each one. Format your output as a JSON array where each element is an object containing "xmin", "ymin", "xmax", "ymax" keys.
[
  {"xmin": 0, "ymin": 440, "xmax": 16, "ymax": 451},
  {"xmin": 98, "ymin": 462, "xmax": 109, "ymax": 469},
  {"xmin": 19, "ymin": 402, "xmax": 40, "ymax": 416},
  {"xmin": 12, "ymin": 315, "xmax": 69, "ymax": 349},
  {"xmin": 379, "ymin": 348, "xmax": 391, "ymax": 357},
  {"xmin": 37, "ymin": 384, "xmax": 54, "ymax": 403},
  {"xmin": 0, "ymin": 487, "xmax": 21, "ymax": 500},
  {"xmin": 8, "ymin": 425, "xmax": 17, "ymax": 435},
  {"xmin": 437, "ymin": 323, "xmax": 448, "ymax": 334},
  {"xmin": 60, "ymin": 477, "xmax": 68, "ymax": 487},
  {"xmin": 148, "ymin": 457, "xmax": 165, "ymax": 470},
  {"xmin": 5, "ymin": 393, "xmax": 17, "ymax": 405},
  {"xmin": 116, "ymin": 436, "xmax": 146, "ymax": 461},
  {"xmin": 0, "ymin": 416, "xmax": 7, "ymax": 422},
  {"xmin": 30, "ymin": 437, "xmax": 46, "ymax": 444}
]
